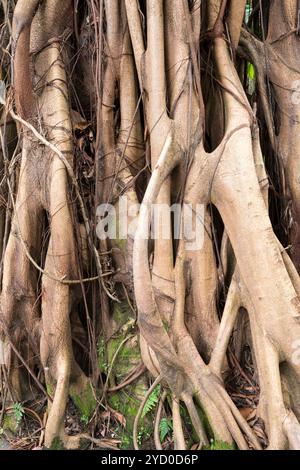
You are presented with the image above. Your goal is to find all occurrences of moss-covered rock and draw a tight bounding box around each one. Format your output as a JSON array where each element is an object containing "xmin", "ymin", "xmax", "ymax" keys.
[
  {"xmin": 99, "ymin": 301, "xmax": 149, "ymax": 449},
  {"xmin": 2, "ymin": 413, "xmax": 18, "ymax": 434},
  {"xmin": 69, "ymin": 378, "xmax": 96, "ymax": 424},
  {"xmin": 49, "ymin": 436, "xmax": 65, "ymax": 450}
]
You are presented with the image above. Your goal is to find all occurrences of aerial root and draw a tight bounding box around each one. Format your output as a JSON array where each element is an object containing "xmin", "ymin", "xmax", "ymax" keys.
[
  {"xmin": 214, "ymin": 383, "xmax": 262, "ymax": 450},
  {"xmin": 182, "ymin": 393, "xmax": 209, "ymax": 448},
  {"xmin": 283, "ymin": 411, "xmax": 300, "ymax": 450},
  {"xmin": 172, "ymin": 396, "xmax": 186, "ymax": 450},
  {"xmin": 133, "ymin": 375, "xmax": 162, "ymax": 450},
  {"xmin": 154, "ymin": 391, "xmax": 167, "ymax": 450},
  {"xmin": 64, "ymin": 434, "xmax": 120, "ymax": 450}
]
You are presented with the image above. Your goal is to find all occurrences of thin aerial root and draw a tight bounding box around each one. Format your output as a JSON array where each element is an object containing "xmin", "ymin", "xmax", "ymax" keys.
[
  {"xmin": 8, "ymin": 107, "xmax": 118, "ymax": 301},
  {"xmin": 216, "ymin": 383, "xmax": 262, "ymax": 450},
  {"xmin": 210, "ymin": 388, "xmax": 249, "ymax": 450},
  {"xmin": 154, "ymin": 391, "xmax": 167, "ymax": 450},
  {"xmin": 107, "ymin": 363, "xmax": 146, "ymax": 393},
  {"xmin": 182, "ymin": 393, "xmax": 208, "ymax": 448},
  {"xmin": 133, "ymin": 375, "xmax": 162, "ymax": 450}
]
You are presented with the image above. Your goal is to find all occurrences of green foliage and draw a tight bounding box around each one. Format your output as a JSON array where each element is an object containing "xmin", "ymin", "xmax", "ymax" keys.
[
  {"xmin": 98, "ymin": 337, "xmax": 108, "ymax": 374},
  {"xmin": 46, "ymin": 382, "xmax": 54, "ymax": 397},
  {"xmin": 245, "ymin": 1, "xmax": 252, "ymax": 24},
  {"xmin": 247, "ymin": 62, "xmax": 255, "ymax": 81},
  {"xmin": 70, "ymin": 382, "xmax": 96, "ymax": 424},
  {"xmin": 80, "ymin": 414, "xmax": 89, "ymax": 426},
  {"xmin": 12, "ymin": 403, "xmax": 24, "ymax": 426},
  {"xmin": 210, "ymin": 439, "xmax": 236, "ymax": 450},
  {"xmin": 99, "ymin": 299, "xmax": 148, "ymax": 449},
  {"xmin": 159, "ymin": 417, "xmax": 173, "ymax": 442},
  {"xmin": 137, "ymin": 426, "xmax": 151, "ymax": 446},
  {"xmin": 113, "ymin": 302, "xmax": 134, "ymax": 329},
  {"xmin": 121, "ymin": 434, "xmax": 132, "ymax": 449},
  {"xmin": 49, "ymin": 437, "xmax": 64, "ymax": 450},
  {"xmin": 141, "ymin": 384, "xmax": 161, "ymax": 419}
]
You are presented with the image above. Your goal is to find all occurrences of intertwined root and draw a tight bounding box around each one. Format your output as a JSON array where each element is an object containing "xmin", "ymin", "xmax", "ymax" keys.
[
  {"xmin": 177, "ymin": 337, "xmax": 261, "ymax": 450},
  {"xmin": 135, "ymin": 332, "xmax": 262, "ymax": 450},
  {"xmin": 2, "ymin": 0, "xmax": 300, "ymax": 451},
  {"xmin": 0, "ymin": 0, "xmax": 96, "ymax": 448},
  {"xmin": 131, "ymin": 30, "xmax": 300, "ymax": 446}
]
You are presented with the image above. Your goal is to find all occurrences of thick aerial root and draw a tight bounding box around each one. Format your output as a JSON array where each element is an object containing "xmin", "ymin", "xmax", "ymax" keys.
[
  {"xmin": 132, "ymin": 125, "xmax": 262, "ymax": 449},
  {"xmin": 283, "ymin": 412, "xmax": 300, "ymax": 450},
  {"xmin": 40, "ymin": 171, "xmax": 77, "ymax": 447},
  {"xmin": 0, "ymin": 140, "xmax": 43, "ymax": 399},
  {"xmin": 209, "ymin": 276, "xmax": 240, "ymax": 376},
  {"xmin": 44, "ymin": 365, "xmax": 70, "ymax": 448},
  {"xmin": 172, "ymin": 397, "xmax": 186, "ymax": 450}
]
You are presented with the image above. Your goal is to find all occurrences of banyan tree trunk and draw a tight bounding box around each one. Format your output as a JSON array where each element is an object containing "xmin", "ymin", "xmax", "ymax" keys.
[{"xmin": 0, "ymin": 0, "xmax": 300, "ymax": 450}]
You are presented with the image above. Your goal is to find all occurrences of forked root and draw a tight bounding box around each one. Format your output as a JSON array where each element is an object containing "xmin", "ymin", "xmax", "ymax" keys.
[{"xmin": 132, "ymin": 130, "xmax": 262, "ymax": 449}]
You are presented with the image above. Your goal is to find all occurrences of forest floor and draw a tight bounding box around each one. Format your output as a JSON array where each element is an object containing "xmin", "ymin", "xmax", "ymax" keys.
[{"xmin": 0, "ymin": 342, "xmax": 268, "ymax": 450}]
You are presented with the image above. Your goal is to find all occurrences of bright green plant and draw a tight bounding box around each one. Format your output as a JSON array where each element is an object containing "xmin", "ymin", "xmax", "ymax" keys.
[
  {"xmin": 12, "ymin": 403, "xmax": 25, "ymax": 426},
  {"xmin": 159, "ymin": 417, "xmax": 173, "ymax": 442}
]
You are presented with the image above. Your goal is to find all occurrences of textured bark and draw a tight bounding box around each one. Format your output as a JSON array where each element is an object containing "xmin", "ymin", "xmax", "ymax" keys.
[{"xmin": 1, "ymin": 0, "xmax": 300, "ymax": 450}]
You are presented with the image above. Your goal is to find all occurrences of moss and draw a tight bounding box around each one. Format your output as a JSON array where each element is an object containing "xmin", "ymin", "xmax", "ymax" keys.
[
  {"xmin": 100, "ymin": 300, "xmax": 148, "ymax": 449},
  {"xmin": 112, "ymin": 301, "xmax": 134, "ymax": 329},
  {"xmin": 70, "ymin": 381, "xmax": 96, "ymax": 423},
  {"xmin": 107, "ymin": 377, "xmax": 153, "ymax": 449},
  {"xmin": 2, "ymin": 414, "xmax": 18, "ymax": 434},
  {"xmin": 96, "ymin": 290, "xmax": 151, "ymax": 449},
  {"xmin": 197, "ymin": 404, "xmax": 213, "ymax": 439},
  {"xmin": 111, "ymin": 389, "xmax": 152, "ymax": 450},
  {"xmin": 46, "ymin": 382, "xmax": 54, "ymax": 397},
  {"xmin": 107, "ymin": 336, "xmax": 140, "ymax": 382},
  {"xmin": 49, "ymin": 437, "xmax": 65, "ymax": 450},
  {"xmin": 162, "ymin": 319, "xmax": 170, "ymax": 332},
  {"xmin": 108, "ymin": 388, "xmax": 141, "ymax": 430},
  {"xmin": 208, "ymin": 439, "xmax": 236, "ymax": 450}
]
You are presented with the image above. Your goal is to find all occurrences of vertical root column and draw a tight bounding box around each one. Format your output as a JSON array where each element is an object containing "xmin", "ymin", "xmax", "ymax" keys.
[
  {"xmin": 41, "ymin": 161, "xmax": 77, "ymax": 447},
  {"xmin": 1, "ymin": 142, "xmax": 43, "ymax": 400},
  {"xmin": 36, "ymin": 33, "xmax": 78, "ymax": 447}
]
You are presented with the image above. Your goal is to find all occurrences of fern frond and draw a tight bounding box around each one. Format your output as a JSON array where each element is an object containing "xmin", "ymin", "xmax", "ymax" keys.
[
  {"xmin": 141, "ymin": 384, "xmax": 161, "ymax": 419},
  {"xmin": 159, "ymin": 417, "xmax": 173, "ymax": 442}
]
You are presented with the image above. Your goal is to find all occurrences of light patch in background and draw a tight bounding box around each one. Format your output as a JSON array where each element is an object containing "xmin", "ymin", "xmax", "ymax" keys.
[{"xmin": 0, "ymin": 340, "xmax": 4, "ymax": 365}]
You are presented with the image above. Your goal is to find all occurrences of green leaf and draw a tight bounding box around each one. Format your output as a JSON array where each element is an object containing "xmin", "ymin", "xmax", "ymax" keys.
[
  {"xmin": 159, "ymin": 417, "xmax": 173, "ymax": 442},
  {"xmin": 141, "ymin": 385, "xmax": 161, "ymax": 419},
  {"xmin": 247, "ymin": 62, "xmax": 255, "ymax": 81},
  {"xmin": 13, "ymin": 403, "xmax": 24, "ymax": 425}
]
